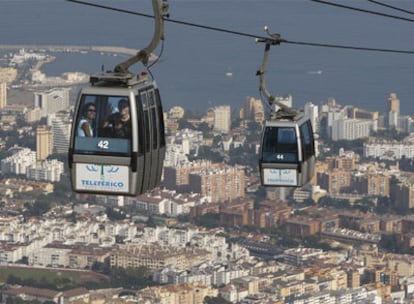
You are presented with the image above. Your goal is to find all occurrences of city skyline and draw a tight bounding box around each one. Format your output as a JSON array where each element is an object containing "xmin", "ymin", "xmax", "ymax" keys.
[{"xmin": 2, "ymin": 1, "xmax": 414, "ymax": 303}]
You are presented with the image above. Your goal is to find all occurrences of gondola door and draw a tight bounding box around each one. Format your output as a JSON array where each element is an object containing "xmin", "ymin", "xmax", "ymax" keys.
[
  {"xmin": 154, "ymin": 87, "xmax": 166, "ymax": 187},
  {"xmin": 138, "ymin": 88, "xmax": 153, "ymax": 192},
  {"xmin": 147, "ymin": 86, "xmax": 165, "ymax": 190}
]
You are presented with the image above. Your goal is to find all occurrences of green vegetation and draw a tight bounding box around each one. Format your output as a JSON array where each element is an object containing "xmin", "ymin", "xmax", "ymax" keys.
[
  {"xmin": 371, "ymin": 129, "xmax": 409, "ymax": 141},
  {"xmin": 193, "ymin": 213, "xmax": 220, "ymax": 229},
  {"xmin": 379, "ymin": 233, "xmax": 414, "ymax": 254},
  {"xmin": 24, "ymin": 197, "xmax": 52, "ymax": 217},
  {"xmin": 204, "ymin": 295, "xmax": 232, "ymax": 304},
  {"xmin": 109, "ymin": 266, "xmax": 153, "ymax": 289},
  {"xmin": 0, "ymin": 267, "xmax": 82, "ymax": 290},
  {"xmin": 105, "ymin": 207, "xmax": 127, "ymax": 221},
  {"xmin": 0, "ymin": 265, "xmax": 155, "ymax": 291}
]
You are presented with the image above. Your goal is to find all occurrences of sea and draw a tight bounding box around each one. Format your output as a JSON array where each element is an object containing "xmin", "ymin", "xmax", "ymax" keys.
[{"xmin": 0, "ymin": 0, "xmax": 414, "ymax": 114}]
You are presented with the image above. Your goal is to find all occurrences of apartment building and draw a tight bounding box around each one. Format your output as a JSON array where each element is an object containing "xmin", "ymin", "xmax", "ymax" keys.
[
  {"xmin": 138, "ymin": 283, "xmax": 218, "ymax": 304},
  {"xmin": 0, "ymin": 82, "xmax": 7, "ymax": 109},
  {"xmin": 110, "ymin": 244, "xmax": 212, "ymax": 272},
  {"xmin": 317, "ymin": 169, "xmax": 352, "ymax": 194},
  {"xmin": 36, "ymin": 125, "xmax": 53, "ymax": 161},
  {"xmin": 332, "ymin": 118, "xmax": 375, "ymax": 141},
  {"xmin": 188, "ymin": 165, "xmax": 245, "ymax": 203},
  {"xmin": 354, "ymin": 173, "xmax": 390, "ymax": 197},
  {"xmin": 392, "ymin": 181, "xmax": 414, "ymax": 210},
  {"xmin": 364, "ymin": 138, "xmax": 414, "ymax": 160},
  {"xmin": 163, "ymin": 160, "xmax": 214, "ymax": 189},
  {"xmin": 240, "ymin": 96, "xmax": 264, "ymax": 124},
  {"xmin": 213, "ymin": 105, "xmax": 231, "ymax": 133}
]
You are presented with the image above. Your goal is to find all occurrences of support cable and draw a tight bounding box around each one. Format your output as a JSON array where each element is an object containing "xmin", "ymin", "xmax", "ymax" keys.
[
  {"xmin": 310, "ymin": 0, "xmax": 414, "ymax": 23},
  {"xmin": 66, "ymin": 0, "xmax": 414, "ymax": 55}
]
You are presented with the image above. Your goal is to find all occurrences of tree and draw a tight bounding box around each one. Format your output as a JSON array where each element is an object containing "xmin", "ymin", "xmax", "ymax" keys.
[
  {"xmin": 25, "ymin": 196, "xmax": 52, "ymax": 217},
  {"xmin": 318, "ymin": 196, "xmax": 351, "ymax": 209},
  {"xmin": 379, "ymin": 233, "xmax": 401, "ymax": 253},
  {"xmin": 106, "ymin": 207, "xmax": 126, "ymax": 221},
  {"xmin": 371, "ymin": 129, "xmax": 408, "ymax": 141},
  {"xmin": 194, "ymin": 213, "xmax": 220, "ymax": 229},
  {"xmin": 92, "ymin": 259, "xmax": 111, "ymax": 275},
  {"xmin": 375, "ymin": 196, "xmax": 392, "ymax": 214},
  {"xmin": 110, "ymin": 266, "xmax": 152, "ymax": 289},
  {"xmin": 204, "ymin": 296, "xmax": 232, "ymax": 304},
  {"xmin": 53, "ymin": 174, "xmax": 73, "ymax": 197},
  {"xmin": 195, "ymin": 146, "xmax": 224, "ymax": 163},
  {"xmin": 353, "ymin": 198, "xmax": 375, "ymax": 213}
]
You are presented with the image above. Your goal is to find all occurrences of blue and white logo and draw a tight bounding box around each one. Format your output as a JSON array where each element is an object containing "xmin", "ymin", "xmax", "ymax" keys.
[
  {"xmin": 76, "ymin": 163, "xmax": 129, "ymax": 192},
  {"xmin": 86, "ymin": 165, "xmax": 120, "ymax": 175}
]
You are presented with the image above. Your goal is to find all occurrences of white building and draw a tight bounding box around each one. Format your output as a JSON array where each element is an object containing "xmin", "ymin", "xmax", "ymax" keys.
[
  {"xmin": 153, "ymin": 262, "xmax": 250, "ymax": 287},
  {"xmin": 164, "ymin": 128, "xmax": 203, "ymax": 166},
  {"xmin": 168, "ymin": 106, "xmax": 185, "ymax": 119},
  {"xmin": 0, "ymin": 243, "xmax": 24, "ymax": 264},
  {"xmin": 128, "ymin": 190, "xmax": 208, "ymax": 217},
  {"xmin": 26, "ymin": 88, "xmax": 71, "ymax": 122},
  {"xmin": 364, "ymin": 138, "xmax": 414, "ymax": 159},
  {"xmin": 0, "ymin": 147, "xmax": 36, "ymax": 175},
  {"xmin": 27, "ymin": 159, "xmax": 64, "ymax": 182},
  {"xmin": 29, "ymin": 247, "xmax": 71, "ymax": 267},
  {"xmin": 47, "ymin": 112, "xmax": 71, "ymax": 153},
  {"xmin": 324, "ymin": 103, "xmax": 347, "ymax": 137},
  {"xmin": 331, "ymin": 118, "xmax": 376, "ymax": 141},
  {"xmin": 34, "ymin": 88, "xmax": 70, "ymax": 113},
  {"xmin": 164, "ymin": 144, "xmax": 189, "ymax": 167},
  {"xmin": 284, "ymin": 247, "xmax": 324, "ymax": 267},
  {"xmin": 213, "ymin": 105, "xmax": 231, "ymax": 133},
  {"xmin": 304, "ymin": 102, "xmax": 319, "ymax": 133},
  {"xmin": 0, "ymin": 82, "xmax": 7, "ymax": 109}
]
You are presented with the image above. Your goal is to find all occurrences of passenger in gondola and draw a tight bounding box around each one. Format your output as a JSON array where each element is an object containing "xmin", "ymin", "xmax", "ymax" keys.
[
  {"xmin": 101, "ymin": 99, "xmax": 132, "ymax": 139},
  {"xmin": 77, "ymin": 102, "xmax": 96, "ymax": 137},
  {"xmin": 113, "ymin": 99, "xmax": 131, "ymax": 138}
]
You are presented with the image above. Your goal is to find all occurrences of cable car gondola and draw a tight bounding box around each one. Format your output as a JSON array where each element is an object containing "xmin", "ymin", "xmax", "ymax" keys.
[
  {"xmin": 256, "ymin": 28, "xmax": 316, "ymax": 187},
  {"xmin": 68, "ymin": 0, "xmax": 168, "ymax": 196},
  {"xmin": 260, "ymin": 113, "xmax": 315, "ymax": 187}
]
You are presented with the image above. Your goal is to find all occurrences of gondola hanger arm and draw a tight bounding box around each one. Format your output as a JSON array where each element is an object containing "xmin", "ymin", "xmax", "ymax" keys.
[
  {"xmin": 256, "ymin": 26, "xmax": 296, "ymax": 119},
  {"xmin": 114, "ymin": 0, "xmax": 168, "ymax": 74}
]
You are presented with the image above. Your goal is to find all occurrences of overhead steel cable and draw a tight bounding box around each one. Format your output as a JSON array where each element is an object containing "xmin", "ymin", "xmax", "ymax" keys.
[
  {"xmin": 367, "ymin": 0, "xmax": 414, "ymax": 16},
  {"xmin": 66, "ymin": 0, "xmax": 414, "ymax": 55},
  {"xmin": 282, "ymin": 40, "xmax": 414, "ymax": 54},
  {"xmin": 310, "ymin": 0, "xmax": 414, "ymax": 23},
  {"xmin": 66, "ymin": 0, "xmax": 261, "ymax": 40}
]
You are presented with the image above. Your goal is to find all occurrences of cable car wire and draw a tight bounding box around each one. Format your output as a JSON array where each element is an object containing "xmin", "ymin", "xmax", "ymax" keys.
[
  {"xmin": 146, "ymin": 39, "xmax": 165, "ymax": 80},
  {"xmin": 66, "ymin": 0, "xmax": 414, "ymax": 55},
  {"xmin": 310, "ymin": 0, "xmax": 414, "ymax": 23},
  {"xmin": 367, "ymin": 0, "xmax": 414, "ymax": 16}
]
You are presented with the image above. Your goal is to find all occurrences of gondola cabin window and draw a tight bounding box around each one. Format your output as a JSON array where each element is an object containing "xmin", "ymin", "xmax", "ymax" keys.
[
  {"xmin": 74, "ymin": 95, "xmax": 132, "ymax": 156},
  {"xmin": 262, "ymin": 126, "xmax": 298, "ymax": 163},
  {"xmin": 299, "ymin": 120, "xmax": 314, "ymax": 161}
]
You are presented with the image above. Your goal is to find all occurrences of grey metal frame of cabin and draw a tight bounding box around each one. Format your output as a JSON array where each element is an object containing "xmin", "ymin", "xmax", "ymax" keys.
[
  {"xmin": 68, "ymin": 75, "xmax": 165, "ymax": 196},
  {"xmin": 259, "ymin": 114, "xmax": 315, "ymax": 187}
]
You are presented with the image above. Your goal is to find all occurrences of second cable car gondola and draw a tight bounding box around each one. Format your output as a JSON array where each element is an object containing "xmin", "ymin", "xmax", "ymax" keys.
[
  {"xmin": 256, "ymin": 28, "xmax": 316, "ymax": 187},
  {"xmin": 260, "ymin": 113, "xmax": 315, "ymax": 187},
  {"xmin": 68, "ymin": 0, "xmax": 168, "ymax": 196}
]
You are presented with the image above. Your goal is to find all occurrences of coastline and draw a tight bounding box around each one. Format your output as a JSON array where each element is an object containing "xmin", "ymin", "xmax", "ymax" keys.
[
  {"xmin": 0, "ymin": 45, "xmax": 138, "ymax": 56},
  {"xmin": 0, "ymin": 45, "xmax": 159, "ymax": 90}
]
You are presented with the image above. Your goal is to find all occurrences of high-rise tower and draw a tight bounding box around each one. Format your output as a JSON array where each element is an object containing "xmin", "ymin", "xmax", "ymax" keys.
[
  {"xmin": 387, "ymin": 93, "xmax": 400, "ymax": 129},
  {"xmin": 36, "ymin": 125, "xmax": 53, "ymax": 161},
  {"xmin": 213, "ymin": 105, "xmax": 231, "ymax": 133},
  {"xmin": 0, "ymin": 82, "xmax": 7, "ymax": 109}
]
